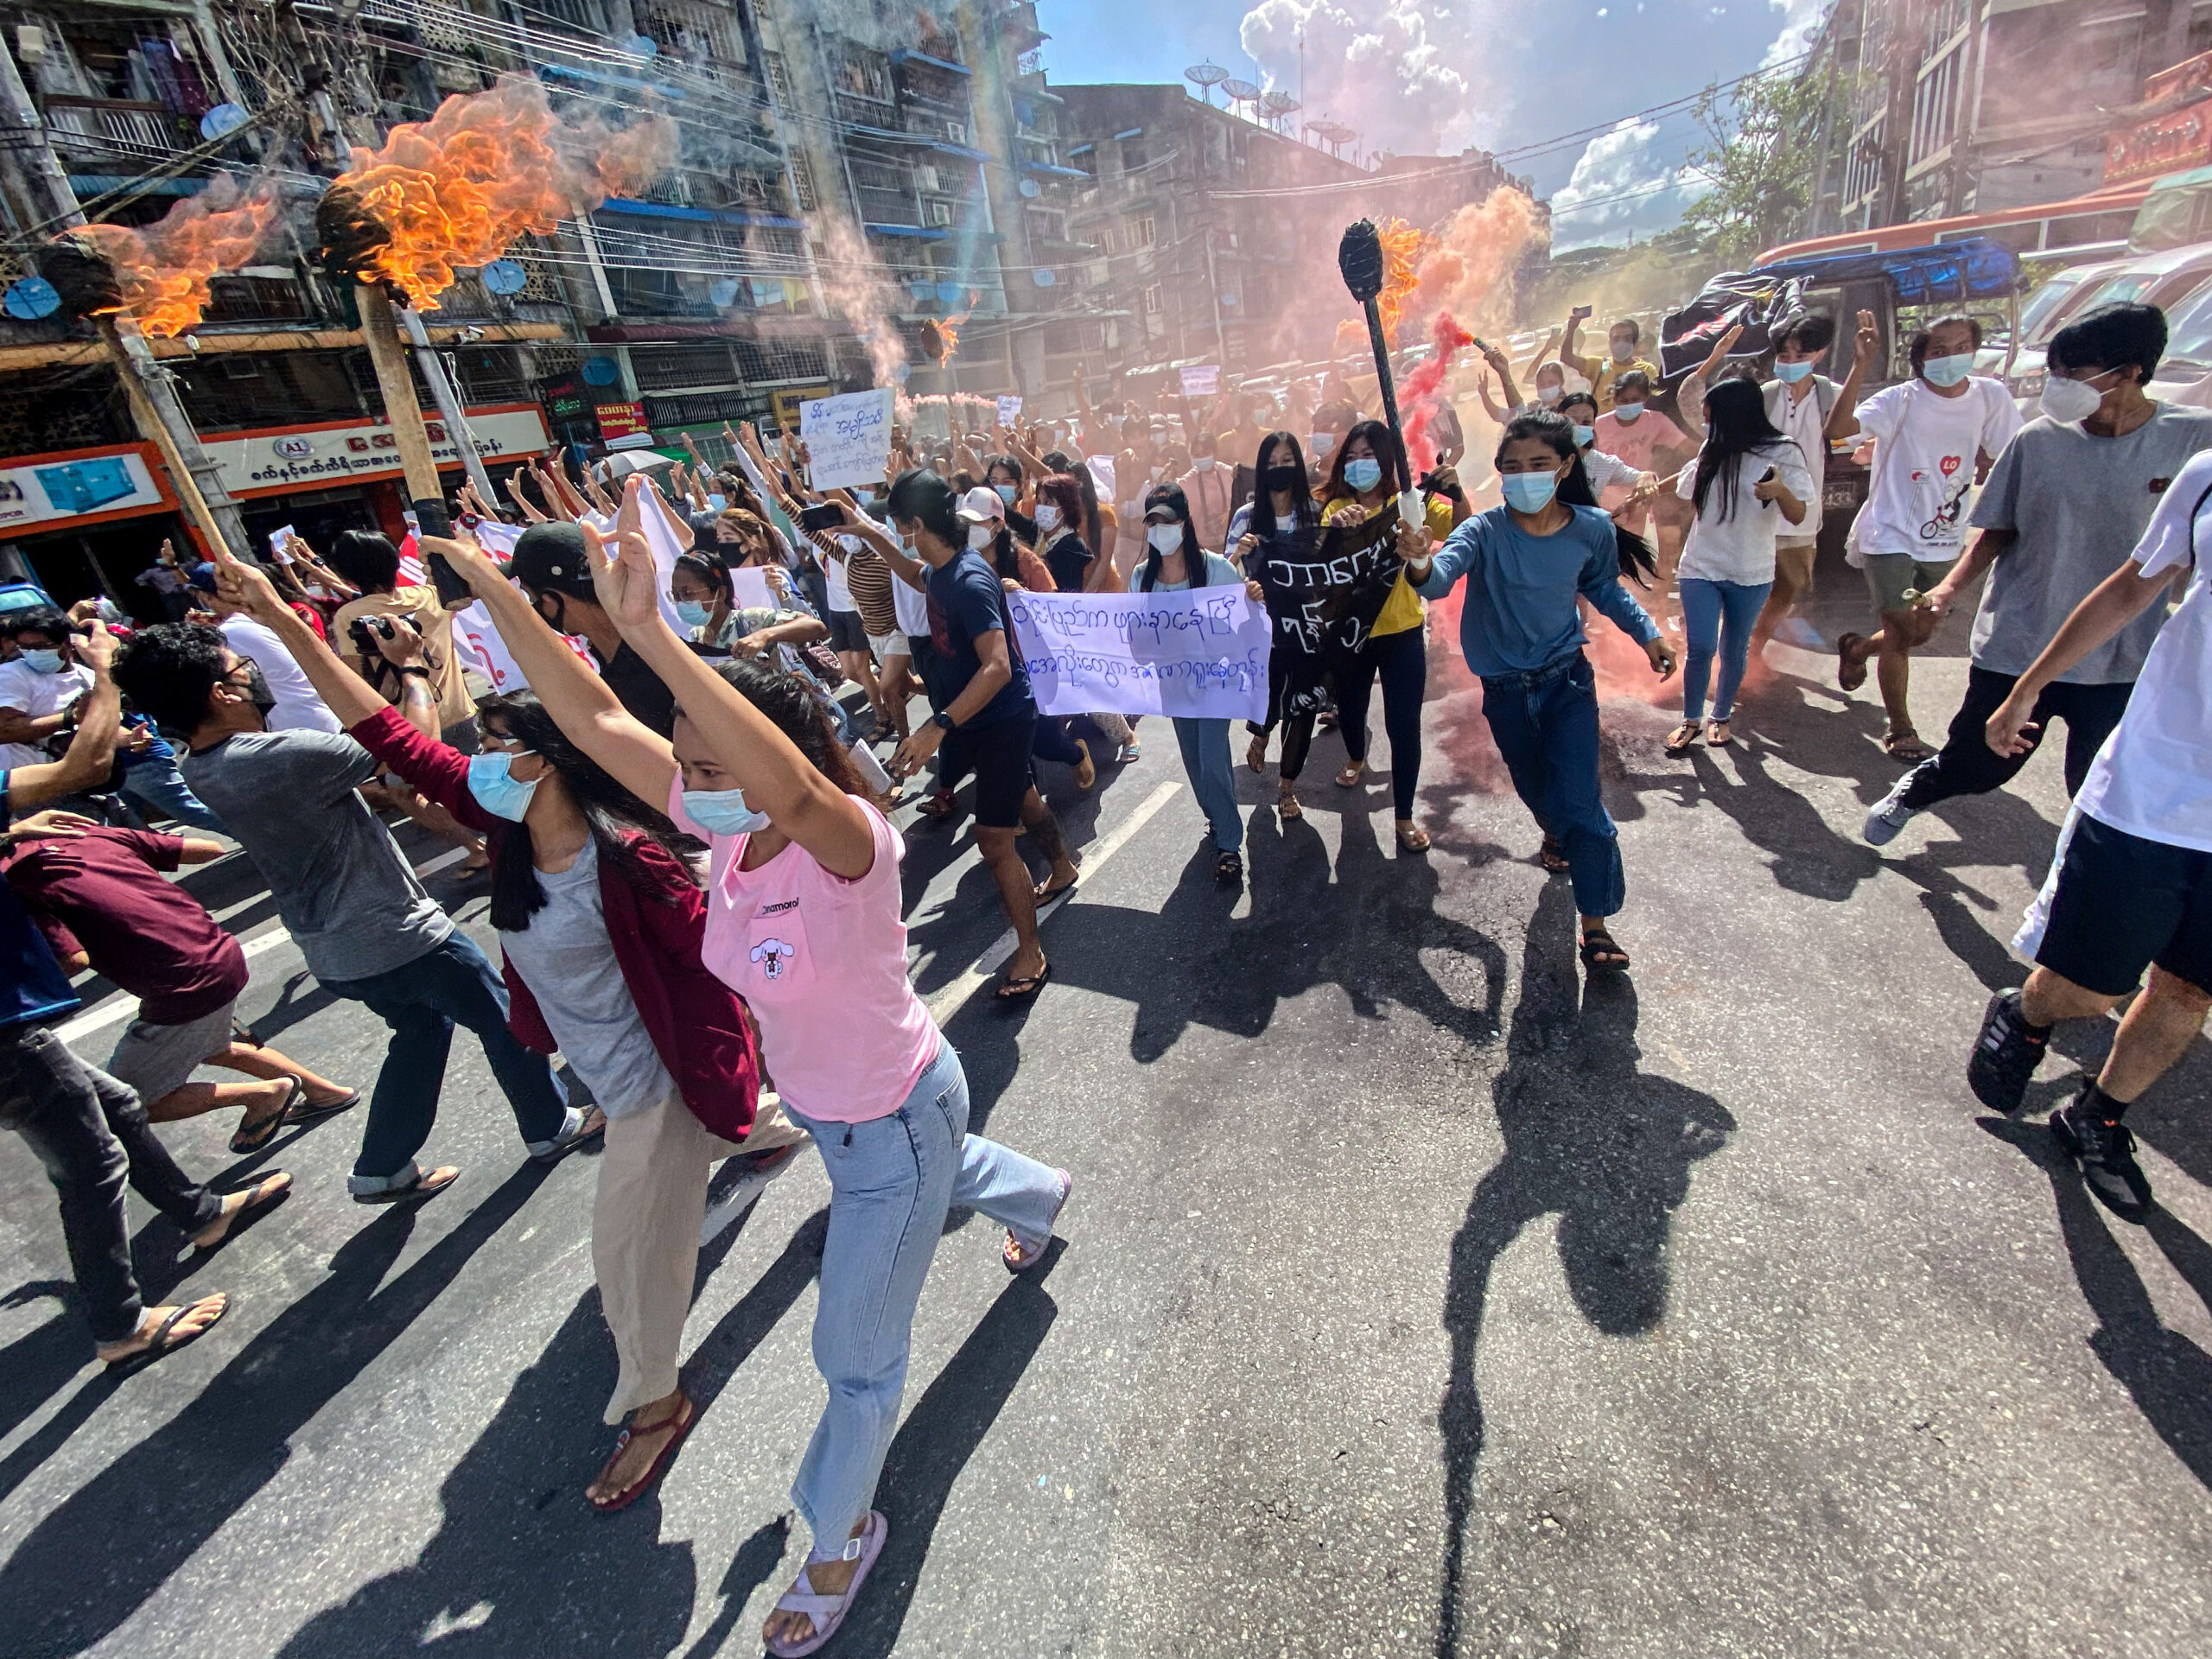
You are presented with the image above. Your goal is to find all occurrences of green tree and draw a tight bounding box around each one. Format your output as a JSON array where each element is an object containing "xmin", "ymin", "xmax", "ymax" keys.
[{"xmin": 1679, "ymin": 65, "xmax": 1833, "ymax": 268}]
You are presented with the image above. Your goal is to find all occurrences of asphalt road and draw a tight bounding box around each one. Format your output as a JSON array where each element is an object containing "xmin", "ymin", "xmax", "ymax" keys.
[{"xmin": 3, "ymin": 576, "xmax": 2209, "ymax": 1659}]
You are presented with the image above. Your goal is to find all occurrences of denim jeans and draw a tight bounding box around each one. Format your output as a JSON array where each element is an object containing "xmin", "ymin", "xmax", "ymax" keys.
[
  {"xmin": 1677, "ymin": 577, "xmax": 1773, "ymax": 722},
  {"xmin": 320, "ymin": 931, "xmax": 569, "ymax": 1188},
  {"xmin": 1900, "ymin": 664, "xmax": 2133, "ymax": 810},
  {"xmin": 784, "ymin": 1039, "xmax": 1063, "ymax": 1542},
  {"xmin": 1173, "ymin": 716, "xmax": 1243, "ymax": 852},
  {"xmin": 0, "ymin": 1022, "xmax": 223, "ymax": 1343},
  {"xmin": 1335, "ymin": 626, "xmax": 1427, "ymax": 817},
  {"xmin": 119, "ymin": 753, "xmax": 227, "ymax": 834},
  {"xmin": 1480, "ymin": 651, "xmax": 1625, "ymax": 918}
]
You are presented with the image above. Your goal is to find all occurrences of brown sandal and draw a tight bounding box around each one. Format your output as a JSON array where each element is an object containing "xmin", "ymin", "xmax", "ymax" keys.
[
  {"xmin": 1278, "ymin": 789, "xmax": 1303, "ymax": 821},
  {"xmin": 1539, "ymin": 835, "xmax": 1570, "ymax": 874},
  {"xmin": 1836, "ymin": 632, "xmax": 1869, "ymax": 692},
  {"xmin": 1882, "ymin": 727, "xmax": 1931, "ymax": 764},
  {"xmin": 588, "ymin": 1393, "xmax": 696, "ymax": 1513},
  {"xmin": 1664, "ymin": 721, "xmax": 1700, "ymax": 756}
]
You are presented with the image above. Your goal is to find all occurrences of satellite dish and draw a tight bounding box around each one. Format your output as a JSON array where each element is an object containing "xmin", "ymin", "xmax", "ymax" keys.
[
  {"xmin": 581, "ymin": 355, "xmax": 620, "ymax": 386},
  {"xmin": 1033, "ymin": 268, "xmax": 1057, "ymax": 288},
  {"xmin": 199, "ymin": 103, "xmax": 249, "ymax": 141},
  {"xmin": 620, "ymin": 31, "xmax": 656, "ymax": 55},
  {"xmin": 1185, "ymin": 62, "xmax": 1229, "ymax": 105},
  {"xmin": 910, "ymin": 281, "xmax": 935, "ymax": 305},
  {"xmin": 935, "ymin": 280, "xmax": 963, "ymax": 305},
  {"xmin": 1308, "ymin": 119, "xmax": 1355, "ymax": 149},
  {"xmin": 4, "ymin": 276, "xmax": 61, "ymax": 320},
  {"xmin": 1261, "ymin": 91, "xmax": 1300, "ymax": 118},
  {"xmin": 1018, "ymin": 177, "xmax": 1041, "ymax": 199},
  {"xmin": 709, "ymin": 276, "xmax": 741, "ymax": 306},
  {"xmin": 481, "ymin": 258, "xmax": 528, "ymax": 295},
  {"xmin": 1220, "ymin": 78, "xmax": 1262, "ymax": 105}
]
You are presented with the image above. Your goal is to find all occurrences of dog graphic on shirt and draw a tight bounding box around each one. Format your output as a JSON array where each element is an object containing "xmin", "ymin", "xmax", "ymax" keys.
[{"xmin": 751, "ymin": 938, "xmax": 797, "ymax": 980}]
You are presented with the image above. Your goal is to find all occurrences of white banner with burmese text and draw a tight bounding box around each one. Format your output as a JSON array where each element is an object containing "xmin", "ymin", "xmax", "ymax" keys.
[{"xmin": 1007, "ymin": 588, "xmax": 1271, "ymax": 722}]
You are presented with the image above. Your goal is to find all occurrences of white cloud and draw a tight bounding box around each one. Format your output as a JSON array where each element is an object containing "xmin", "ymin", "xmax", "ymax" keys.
[
  {"xmin": 1548, "ymin": 118, "xmax": 1712, "ymax": 250},
  {"xmin": 1236, "ymin": 0, "xmax": 1500, "ymax": 156}
]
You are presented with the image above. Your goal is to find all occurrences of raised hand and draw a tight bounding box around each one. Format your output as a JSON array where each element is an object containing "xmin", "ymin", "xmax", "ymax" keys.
[
  {"xmin": 211, "ymin": 546, "xmax": 287, "ymax": 624},
  {"xmin": 74, "ymin": 620, "xmax": 116, "ymax": 673},
  {"xmin": 1854, "ymin": 308, "xmax": 1881, "ymax": 367},
  {"xmin": 583, "ymin": 478, "xmax": 667, "ymax": 632}
]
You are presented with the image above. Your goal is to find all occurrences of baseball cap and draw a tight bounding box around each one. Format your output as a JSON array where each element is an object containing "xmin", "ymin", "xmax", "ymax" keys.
[
  {"xmin": 954, "ymin": 485, "xmax": 1006, "ymax": 525},
  {"xmin": 506, "ymin": 521, "xmax": 595, "ymax": 597}
]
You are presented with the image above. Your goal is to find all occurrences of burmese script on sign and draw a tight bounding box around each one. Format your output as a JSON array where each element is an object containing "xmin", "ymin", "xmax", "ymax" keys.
[{"xmin": 1008, "ymin": 588, "xmax": 1271, "ymax": 721}]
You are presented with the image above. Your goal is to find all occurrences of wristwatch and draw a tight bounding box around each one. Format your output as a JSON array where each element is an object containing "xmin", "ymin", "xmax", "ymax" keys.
[{"xmin": 930, "ymin": 710, "xmax": 956, "ymax": 732}]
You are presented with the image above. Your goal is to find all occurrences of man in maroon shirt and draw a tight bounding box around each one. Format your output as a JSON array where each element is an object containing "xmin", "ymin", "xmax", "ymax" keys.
[{"xmin": 2, "ymin": 820, "xmax": 357, "ymax": 1152}]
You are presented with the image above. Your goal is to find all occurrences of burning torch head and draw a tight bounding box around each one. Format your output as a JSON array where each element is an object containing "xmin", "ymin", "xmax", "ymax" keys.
[
  {"xmin": 36, "ymin": 234, "xmax": 124, "ymax": 320},
  {"xmin": 1338, "ymin": 219, "xmax": 1385, "ymax": 304},
  {"xmin": 314, "ymin": 181, "xmax": 394, "ymax": 287}
]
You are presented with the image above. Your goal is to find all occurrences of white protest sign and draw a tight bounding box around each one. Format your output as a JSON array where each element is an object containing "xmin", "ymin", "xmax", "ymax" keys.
[
  {"xmin": 1007, "ymin": 586, "xmax": 1270, "ymax": 721},
  {"xmin": 1179, "ymin": 364, "xmax": 1220, "ymax": 397},
  {"xmin": 448, "ymin": 591, "xmax": 595, "ymax": 694},
  {"xmin": 1085, "ymin": 453, "xmax": 1116, "ymax": 501},
  {"xmin": 269, "ymin": 524, "xmax": 297, "ymax": 563},
  {"xmin": 634, "ymin": 482, "xmax": 695, "ymax": 636},
  {"xmin": 731, "ymin": 565, "xmax": 776, "ymax": 612},
  {"xmin": 996, "ymin": 394, "xmax": 1023, "ymax": 426},
  {"xmin": 470, "ymin": 519, "xmax": 524, "ymax": 558},
  {"xmin": 800, "ymin": 387, "xmax": 894, "ymax": 490}
]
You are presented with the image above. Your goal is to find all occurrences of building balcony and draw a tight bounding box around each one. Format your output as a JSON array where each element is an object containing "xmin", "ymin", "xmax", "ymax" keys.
[
  {"xmin": 1002, "ymin": 0, "xmax": 1046, "ymax": 54},
  {"xmin": 42, "ymin": 96, "xmax": 195, "ymax": 163}
]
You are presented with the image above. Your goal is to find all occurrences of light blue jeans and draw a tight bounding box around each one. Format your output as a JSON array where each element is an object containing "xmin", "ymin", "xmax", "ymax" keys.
[
  {"xmin": 1678, "ymin": 576, "xmax": 1774, "ymax": 722},
  {"xmin": 1172, "ymin": 716, "xmax": 1243, "ymax": 852},
  {"xmin": 784, "ymin": 1038, "xmax": 1063, "ymax": 1542}
]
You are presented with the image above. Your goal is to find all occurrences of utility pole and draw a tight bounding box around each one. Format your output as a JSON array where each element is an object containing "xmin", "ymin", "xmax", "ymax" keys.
[{"xmin": 398, "ymin": 305, "xmax": 497, "ymax": 500}]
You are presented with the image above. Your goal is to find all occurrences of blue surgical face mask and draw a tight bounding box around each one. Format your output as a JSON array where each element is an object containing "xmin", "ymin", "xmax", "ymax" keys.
[
  {"xmin": 1774, "ymin": 359, "xmax": 1814, "ymax": 384},
  {"xmin": 1344, "ymin": 456, "xmax": 1383, "ymax": 492},
  {"xmin": 18, "ymin": 647, "xmax": 64, "ymax": 675},
  {"xmin": 1309, "ymin": 432, "xmax": 1336, "ymax": 457},
  {"xmin": 1500, "ymin": 471, "xmax": 1560, "ymax": 514},
  {"xmin": 1571, "ymin": 424, "xmax": 1596, "ymax": 448},
  {"xmin": 1922, "ymin": 352, "xmax": 1974, "ymax": 388},
  {"xmin": 682, "ymin": 785, "xmax": 771, "ymax": 836},
  {"xmin": 1612, "ymin": 401, "xmax": 1645, "ymax": 423},
  {"xmin": 467, "ymin": 750, "xmax": 540, "ymax": 822},
  {"xmin": 675, "ymin": 599, "xmax": 712, "ymax": 629},
  {"xmin": 993, "ymin": 483, "xmax": 1018, "ymax": 506}
]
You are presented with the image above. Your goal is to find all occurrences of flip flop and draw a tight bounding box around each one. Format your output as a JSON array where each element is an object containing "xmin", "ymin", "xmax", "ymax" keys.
[
  {"xmin": 1395, "ymin": 822, "xmax": 1431, "ymax": 854},
  {"xmin": 588, "ymin": 1392, "xmax": 696, "ymax": 1514},
  {"xmin": 228, "ymin": 1080, "xmax": 304, "ymax": 1154},
  {"xmin": 1032, "ymin": 874, "xmax": 1078, "ymax": 906},
  {"xmin": 1706, "ymin": 718, "xmax": 1733, "ymax": 747},
  {"xmin": 1836, "ymin": 632, "xmax": 1869, "ymax": 692},
  {"xmin": 1663, "ymin": 721, "xmax": 1700, "ymax": 757},
  {"xmin": 995, "ymin": 962, "xmax": 1052, "ymax": 1002},
  {"xmin": 353, "ymin": 1164, "xmax": 461, "ymax": 1205},
  {"xmin": 284, "ymin": 1086, "xmax": 361, "ymax": 1128},
  {"xmin": 103, "ymin": 1293, "xmax": 230, "ymax": 1377},
  {"xmin": 1538, "ymin": 836, "xmax": 1570, "ymax": 874},
  {"xmin": 192, "ymin": 1170, "xmax": 292, "ymax": 1255},
  {"xmin": 1334, "ymin": 760, "xmax": 1364, "ymax": 788},
  {"xmin": 1278, "ymin": 791, "xmax": 1303, "ymax": 821},
  {"xmin": 1003, "ymin": 1169, "xmax": 1073, "ymax": 1274},
  {"xmin": 764, "ymin": 1511, "xmax": 889, "ymax": 1658}
]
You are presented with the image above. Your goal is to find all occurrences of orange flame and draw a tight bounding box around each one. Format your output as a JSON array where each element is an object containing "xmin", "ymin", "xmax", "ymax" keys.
[
  {"xmin": 63, "ymin": 177, "xmax": 282, "ymax": 336},
  {"xmin": 1373, "ymin": 216, "xmax": 1428, "ymax": 344},
  {"xmin": 333, "ymin": 77, "xmax": 675, "ymax": 309},
  {"xmin": 923, "ymin": 289, "xmax": 979, "ymax": 364}
]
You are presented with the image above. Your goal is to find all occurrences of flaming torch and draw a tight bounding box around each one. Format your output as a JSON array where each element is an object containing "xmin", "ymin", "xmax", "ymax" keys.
[
  {"xmin": 1338, "ymin": 219, "xmax": 1405, "ymax": 454},
  {"xmin": 315, "ymin": 78, "xmax": 677, "ymax": 505}
]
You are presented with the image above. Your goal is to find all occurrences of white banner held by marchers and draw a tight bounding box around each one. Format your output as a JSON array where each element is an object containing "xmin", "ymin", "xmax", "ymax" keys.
[
  {"xmin": 1179, "ymin": 364, "xmax": 1220, "ymax": 397},
  {"xmin": 996, "ymin": 394, "xmax": 1023, "ymax": 425},
  {"xmin": 800, "ymin": 387, "xmax": 895, "ymax": 490},
  {"xmin": 1007, "ymin": 587, "xmax": 1271, "ymax": 722}
]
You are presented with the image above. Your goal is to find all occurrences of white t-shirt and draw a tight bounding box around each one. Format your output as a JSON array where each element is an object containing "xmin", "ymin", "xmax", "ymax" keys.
[
  {"xmin": 823, "ymin": 538, "xmax": 857, "ymax": 613},
  {"xmin": 1674, "ymin": 441, "xmax": 1815, "ymax": 586},
  {"xmin": 0, "ymin": 659, "xmax": 92, "ymax": 771},
  {"xmin": 2072, "ymin": 447, "xmax": 2212, "ymax": 854},
  {"xmin": 1581, "ymin": 447, "xmax": 1644, "ymax": 499},
  {"xmin": 1767, "ymin": 377, "xmax": 1832, "ymax": 541},
  {"xmin": 891, "ymin": 564, "xmax": 931, "ymax": 637},
  {"xmin": 1847, "ymin": 377, "xmax": 2021, "ymax": 565},
  {"xmin": 218, "ymin": 615, "xmax": 341, "ymax": 734}
]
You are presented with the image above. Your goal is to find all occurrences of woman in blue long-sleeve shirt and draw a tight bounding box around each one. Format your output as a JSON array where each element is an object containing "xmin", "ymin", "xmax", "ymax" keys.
[{"xmin": 1398, "ymin": 410, "xmax": 1677, "ymax": 970}]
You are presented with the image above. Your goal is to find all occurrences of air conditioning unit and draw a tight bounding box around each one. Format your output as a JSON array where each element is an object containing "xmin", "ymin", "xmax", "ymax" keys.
[
  {"xmin": 944, "ymin": 122, "xmax": 967, "ymax": 144},
  {"xmin": 925, "ymin": 200, "xmax": 954, "ymax": 227}
]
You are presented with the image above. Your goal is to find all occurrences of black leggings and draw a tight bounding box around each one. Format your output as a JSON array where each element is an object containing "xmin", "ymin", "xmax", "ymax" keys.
[
  {"xmin": 1334, "ymin": 626, "xmax": 1427, "ymax": 817},
  {"xmin": 1898, "ymin": 664, "xmax": 2132, "ymax": 810}
]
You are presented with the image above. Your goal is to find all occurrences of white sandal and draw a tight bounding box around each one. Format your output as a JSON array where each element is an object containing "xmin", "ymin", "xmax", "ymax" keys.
[{"xmin": 764, "ymin": 1511, "xmax": 888, "ymax": 1657}]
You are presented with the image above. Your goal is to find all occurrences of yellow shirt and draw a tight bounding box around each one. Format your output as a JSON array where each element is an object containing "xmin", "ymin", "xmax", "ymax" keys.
[
  {"xmin": 1589, "ymin": 355, "xmax": 1660, "ymax": 411},
  {"xmin": 1321, "ymin": 493, "xmax": 1454, "ymax": 638}
]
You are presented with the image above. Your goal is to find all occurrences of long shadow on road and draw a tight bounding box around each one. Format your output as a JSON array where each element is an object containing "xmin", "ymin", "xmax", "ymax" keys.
[
  {"xmin": 0, "ymin": 1162, "xmax": 551, "ymax": 1659},
  {"xmin": 1433, "ymin": 880, "xmax": 1735, "ymax": 1659}
]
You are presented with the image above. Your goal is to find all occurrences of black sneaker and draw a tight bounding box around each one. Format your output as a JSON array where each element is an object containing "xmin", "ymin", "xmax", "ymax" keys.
[
  {"xmin": 2051, "ymin": 1096, "xmax": 2152, "ymax": 1223},
  {"xmin": 1967, "ymin": 990, "xmax": 2050, "ymax": 1114}
]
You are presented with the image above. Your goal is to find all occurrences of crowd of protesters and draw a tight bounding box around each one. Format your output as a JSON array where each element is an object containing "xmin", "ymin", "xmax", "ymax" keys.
[{"xmin": 2, "ymin": 283, "xmax": 2209, "ymax": 1649}]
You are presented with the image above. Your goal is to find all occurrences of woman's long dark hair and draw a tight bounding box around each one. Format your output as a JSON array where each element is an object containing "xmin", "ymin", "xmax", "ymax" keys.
[
  {"xmin": 986, "ymin": 523, "xmax": 1022, "ymax": 582},
  {"xmin": 1692, "ymin": 376, "xmax": 1790, "ymax": 524},
  {"xmin": 1319, "ymin": 417, "xmax": 1409, "ymax": 504},
  {"xmin": 479, "ymin": 690, "xmax": 690, "ymax": 933},
  {"xmin": 696, "ymin": 654, "xmax": 880, "ymax": 806},
  {"xmin": 1497, "ymin": 410, "xmax": 1656, "ymax": 587},
  {"xmin": 1137, "ymin": 481, "xmax": 1214, "ymax": 592},
  {"xmin": 1248, "ymin": 430, "xmax": 1319, "ymax": 541},
  {"xmin": 1033, "ymin": 473, "xmax": 1085, "ymax": 543},
  {"xmin": 1046, "ymin": 451, "xmax": 1105, "ymax": 553}
]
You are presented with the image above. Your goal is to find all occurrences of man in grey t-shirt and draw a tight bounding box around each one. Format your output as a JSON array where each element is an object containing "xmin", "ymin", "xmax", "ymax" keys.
[
  {"xmin": 118, "ymin": 621, "xmax": 588, "ymax": 1202},
  {"xmin": 1866, "ymin": 302, "xmax": 2212, "ymax": 846}
]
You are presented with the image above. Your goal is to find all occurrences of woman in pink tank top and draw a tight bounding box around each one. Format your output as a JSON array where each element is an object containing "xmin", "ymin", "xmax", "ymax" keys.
[{"xmin": 425, "ymin": 481, "xmax": 1071, "ymax": 1657}]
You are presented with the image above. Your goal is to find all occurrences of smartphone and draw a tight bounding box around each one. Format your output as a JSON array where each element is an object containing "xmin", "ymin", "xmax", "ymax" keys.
[
  {"xmin": 798, "ymin": 500, "xmax": 844, "ymax": 533},
  {"xmin": 1570, "ymin": 304, "xmax": 1593, "ymax": 321},
  {"xmin": 413, "ymin": 497, "xmax": 473, "ymax": 609}
]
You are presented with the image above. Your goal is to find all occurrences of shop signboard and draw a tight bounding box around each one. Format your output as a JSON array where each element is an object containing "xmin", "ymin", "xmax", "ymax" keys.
[
  {"xmin": 0, "ymin": 445, "xmax": 168, "ymax": 532},
  {"xmin": 203, "ymin": 405, "xmax": 551, "ymax": 499}
]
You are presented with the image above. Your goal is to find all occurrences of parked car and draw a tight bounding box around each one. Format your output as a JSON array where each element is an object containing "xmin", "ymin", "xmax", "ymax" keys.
[
  {"xmin": 0, "ymin": 581, "xmax": 57, "ymax": 626},
  {"xmin": 2005, "ymin": 241, "xmax": 2212, "ymax": 408}
]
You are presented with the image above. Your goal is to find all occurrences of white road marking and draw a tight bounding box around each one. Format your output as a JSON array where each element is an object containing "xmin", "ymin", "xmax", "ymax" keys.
[{"xmin": 925, "ymin": 779, "xmax": 1185, "ymax": 1023}]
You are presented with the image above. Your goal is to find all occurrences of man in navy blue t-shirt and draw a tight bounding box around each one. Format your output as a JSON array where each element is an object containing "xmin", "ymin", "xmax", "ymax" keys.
[
  {"xmin": 0, "ymin": 620, "xmax": 286, "ymax": 1373},
  {"xmin": 885, "ymin": 470, "xmax": 1078, "ymax": 1001}
]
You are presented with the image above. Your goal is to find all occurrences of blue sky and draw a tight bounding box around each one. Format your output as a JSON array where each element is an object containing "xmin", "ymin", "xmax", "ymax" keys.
[{"xmin": 1033, "ymin": 0, "xmax": 1823, "ymax": 249}]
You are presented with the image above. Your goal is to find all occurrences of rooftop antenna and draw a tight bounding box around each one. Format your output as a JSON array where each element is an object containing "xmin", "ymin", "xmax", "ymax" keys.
[
  {"xmin": 1260, "ymin": 90, "xmax": 1300, "ymax": 135},
  {"xmin": 1221, "ymin": 77, "xmax": 1262, "ymax": 123},
  {"xmin": 1185, "ymin": 62, "xmax": 1229, "ymax": 106}
]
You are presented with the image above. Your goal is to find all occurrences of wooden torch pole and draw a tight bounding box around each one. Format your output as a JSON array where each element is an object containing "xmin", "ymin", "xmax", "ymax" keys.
[
  {"xmin": 353, "ymin": 281, "xmax": 445, "ymax": 504},
  {"xmin": 94, "ymin": 315, "xmax": 238, "ymax": 560}
]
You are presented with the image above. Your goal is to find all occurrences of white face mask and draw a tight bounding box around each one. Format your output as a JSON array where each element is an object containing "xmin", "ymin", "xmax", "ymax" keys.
[
  {"xmin": 1033, "ymin": 503, "xmax": 1062, "ymax": 531},
  {"xmin": 965, "ymin": 523, "xmax": 995, "ymax": 550},
  {"xmin": 1147, "ymin": 524, "xmax": 1182, "ymax": 554},
  {"xmin": 1536, "ymin": 385, "xmax": 1562, "ymax": 405},
  {"xmin": 1192, "ymin": 456, "xmax": 1217, "ymax": 472},
  {"xmin": 1612, "ymin": 401, "xmax": 1645, "ymax": 423},
  {"xmin": 2038, "ymin": 371, "xmax": 2111, "ymax": 424}
]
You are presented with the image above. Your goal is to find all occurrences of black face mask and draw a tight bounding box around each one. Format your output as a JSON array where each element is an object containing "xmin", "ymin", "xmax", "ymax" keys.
[
  {"xmin": 534, "ymin": 590, "xmax": 569, "ymax": 633},
  {"xmin": 229, "ymin": 664, "xmax": 276, "ymax": 718},
  {"xmin": 1265, "ymin": 465, "xmax": 1304, "ymax": 493}
]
